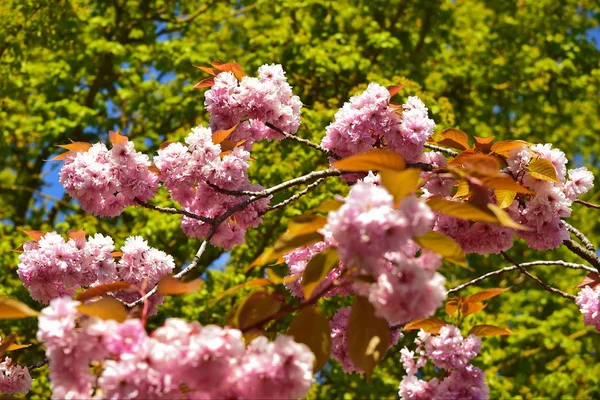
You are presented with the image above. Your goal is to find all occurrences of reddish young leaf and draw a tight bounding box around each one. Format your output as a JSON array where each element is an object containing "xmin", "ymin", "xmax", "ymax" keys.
[
  {"xmin": 461, "ymin": 302, "xmax": 487, "ymax": 317},
  {"xmin": 490, "ymin": 140, "xmax": 529, "ymax": 157},
  {"xmin": 157, "ymin": 276, "xmax": 203, "ymax": 295},
  {"xmin": 193, "ymin": 77, "xmax": 215, "ymax": 88},
  {"xmin": 468, "ymin": 324, "xmax": 513, "ymax": 336},
  {"xmin": 109, "ymin": 131, "xmax": 128, "ymax": 145},
  {"xmin": 438, "ymin": 128, "xmax": 470, "ymax": 151},
  {"xmin": 67, "ymin": 228, "xmax": 86, "ymax": 241},
  {"xmin": 76, "ymin": 282, "xmax": 133, "ymax": 302},
  {"xmin": 159, "ymin": 142, "xmax": 173, "ymax": 150},
  {"xmin": 52, "ymin": 141, "xmax": 93, "ymax": 160},
  {"xmin": 6, "ymin": 343, "xmax": 31, "ymax": 352},
  {"xmin": 466, "ymin": 287, "xmax": 511, "ymax": 303},
  {"xmin": 404, "ymin": 317, "xmax": 447, "ymax": 334},
  {"xmin": 0, "ymin": 334, "xmax": 16, "ymax": 358},
  {"xmin": 20, "ymin": 229, "xmax": 46, "ymax": 241},
  {"xmin": 212, "ymin": 124, "xmax": 238, "ymax": 145},
  {"xmin": 387, "ymin": 84, "xmax": 405, "ymax": 97},
  {"xmin": 0, "ymin": 297, "xmax": 39, "ymax": 320},
  {"xmin": 446, "ymin": 299, "xmax": 460, "ymax": 316},
  {"xmin": 575, "ymin": 272, "xmax": 600, "ymax": 289},
  {"xmin": 474, "ymin": 136, "xmax": 495, "ymax": 145},
  {"xmin": 111, "ymin": 251, "xmax": 123, "ymax": 258}
]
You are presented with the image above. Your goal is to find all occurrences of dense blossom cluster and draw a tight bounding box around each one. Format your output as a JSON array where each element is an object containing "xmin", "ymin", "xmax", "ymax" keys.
[
  {"xmin": 329, "ymin": 307, "xmax": 402, "ymax": 374},
  {"xmin": 0, "ymin": 356, "xmax": 32, "ymax": 395},
  {"xmin": 37, "ymin": 298, "xmax": 314, "ymax": 399},
  {"xmin": 321, "ymin": 84, "xmax": 435, "ymax": 165},
  {"xmin": 316, "ymin": 176, "xmax": 445, "ymax": 325},
  {"xmin": 154, "ymin": 125, "xmax": 269, "ymax": 249},
  {"xmin": 17, "ymin": 232, "xmax": 173, "ymax": 304},
  {"xmin": 59, "ymin": 140, "xmax": 159, "ymax": 217},
  {"xmin": 205, "ymin": 64, "xmax": 302, "ymax": 144},
  {"xmin": 399, "ymin": 325, "xmax": 488, "ymax": 399},
  {"xmin": 576, "ymin": 286, "xmax": 600, "ymax": 332}
]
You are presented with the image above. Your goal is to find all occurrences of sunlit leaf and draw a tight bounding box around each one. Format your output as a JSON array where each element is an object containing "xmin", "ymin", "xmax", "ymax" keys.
[
  {"xmin": 109, "ymin": 131, "xmax": 128, "ymax": 145},
  {"xmin": 234, "ymin": 291, "xmax": 281, "ymax": 330},
  {"xmin": 76, "ymin": 282, "xmax": 133, "ymax": 301},
  {"xmin": 491, "ymin": 140, "xmax": 529, "ymax": 157},
  {"xmin": 446, "ymin": 300, "xmax": 459, "ymax": 316},
  {"xmin": 380, "ymin": 169, "xmax": 422, "ymax": 204},
  {"xmin": 67, "ymin": 228, "xmax": 86, "ymax": 240},
  {"xmin": 287, "ymin": 306, "xmax": 332, "ymax": 371},
  {"xmin": 157, "ymin": 276, "xmax": 203, "ymax": 295},
  {"xmin": 474, "ymin": 136, "xmax": 495, "ymax": 144},
  {"xmin": 437, "ymin": 128, "xmax": 470, "ymax": 150},
  {"xmin": 193, "ymin": 77, "xmax": 215, "ymax": 88},
  {"xmin": 404, "ymin": 317, "xmax": 447, "ymax": 334},
  {"xmin": 495, "ymin": 189, "xmax": 517, "ymax": 209},
  {"xmin": 527, "ymin": 158, "xmax": 558, "ymax": 182},
  {"xmin": 454, "ymin": 180, "xmax": 470, "ymax": 198},
  {"xmin": 482, "ymin": 176, "xmax": 534, "ymax": 194},
  {"xmin": 461, "ymin": 302, "xmax": 487, "ymax": 316},
  {"xmin": 414, "ymin": 231, "xmax": 466, "ymax": 265},
  {"xmin": 0, "ymin": 333, "xmax": 16, "ymax": 357},
  {"xmin": 52, "ymin": 141, "xmax": 92, "ymax": 160},
  {"xmin": 387, "ymin": 84, "xmax": 405, "ymax": 97},
  {"xmin": 347, "ymin": 296, "xmax": 390, "ymax": 379},
  {"xmin": 468, "ymin": 324, "xmax": 513, "ymax": 336},
  {"xmin": 212, "ymin": 279, "xmax": 273, "ymax": 305},
  {"xmin": 487, "ymin": 204, "xmax": 531, "ymax": 230},
  {"xmin": 466, "ymin": 287, "xmax": 511, "ymax": 303},
  {"xmin": 77, "ymin": 297, "xmax": 128, "ymax": 322},
  {"xmin": 0, "ymin": 297, "xmax": 39, "ymax": 319},
  {"xmin": 6, "ymin": 343, "xmax": 31, "ymax": 352},
  {"xmin": 427, "ymin": 197, "xmax": 498, "ymax": 224},
  {"xmin": 212, "ymin": 124, "xmax": 238, "ymax": 145},
  {"xmin": 332, "ymin": 149, "xmax": 406, "ymax": 172},
  {"xmin": 301, "ymin": 248, "xmax": 339, "ymax": 299},
  {"xmin": 20, "ymin": 229, "xmax": 46, "ymax": 241}
]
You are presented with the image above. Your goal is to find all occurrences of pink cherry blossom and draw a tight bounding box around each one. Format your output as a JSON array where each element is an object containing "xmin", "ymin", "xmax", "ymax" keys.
[
  {"xmin": 0, "ymin": 357, "xmax": 32, "ymax": 395},
  {"xmin": 575, "ymin": 286, "xmax": 600, "ymax": 332}
]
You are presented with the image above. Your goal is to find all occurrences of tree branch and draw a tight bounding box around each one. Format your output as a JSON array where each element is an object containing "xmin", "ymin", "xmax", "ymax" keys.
[
  {"xmin": 265, "ymin": 122, "xmax": 341, "ymax": 160},
  {"xmin": 563, "ymin": 221, "xmax": 595, "ymax": 252},
  {"xmin": 266, "ymin": 177, "xmax": 327, "ymax": 212},
  {"xmin": 135, "ymin": 198, "xmax": 213, "ymax": 223},
  {"xmin": 424, "ymin": 143, "xmax": 459, "ymax": 157},
  {"xmin": 500, "ymin": 252, "xmax": 575, "ymax": 300},
  {"xmin": 562, "ymin": 237, "xmax": 600, "ymax": 273},
  {"xmin": 447, "ymin": 260, "xmax": 596, "ymax": 294},
  {"xmin": 574, "ymin": 199, "xmax": 600, "ymax": 210}
]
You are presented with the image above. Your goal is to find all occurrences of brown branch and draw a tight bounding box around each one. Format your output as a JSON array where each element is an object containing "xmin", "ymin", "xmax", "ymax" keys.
[
  {"xmin": 563, "ymin": 221, "xmax": 595, "ymax": 252},
  {"xmin": 574, "ymin": 199, "xmax": 600, "ymax": 210},
  {"xmin": 266, "ymin": 178, "xmax": 327, "ymax": 212},
  {"xmin": 500, "ymin": 252, "xmax": 575, "ymax": 300},
  {"xmin": 28, "ymin": 357, "xmax": 48, "ymax": 371},
  {"xmin": 265, "ymin": 122, "xmax": 341, "ymax": 160},
  {"xmin": 562, "ymin": 237, "xmax": 600, "ymax": 273},
  {"xmin": 424, "ymin": 143, "xmax": 459, "ymax": 157},
  {"xmin": 135, "ymin": 198, "xmax": 213, "ymax": 223},
  {"xmin": 447, "ymin": 260, "xmax": 595, "ymax": 294}
]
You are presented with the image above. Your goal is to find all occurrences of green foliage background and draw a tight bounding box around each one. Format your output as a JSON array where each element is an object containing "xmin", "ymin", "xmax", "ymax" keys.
[{"xmin": 1, "ymin": 0, "xmax": 600, "ymax": 398}]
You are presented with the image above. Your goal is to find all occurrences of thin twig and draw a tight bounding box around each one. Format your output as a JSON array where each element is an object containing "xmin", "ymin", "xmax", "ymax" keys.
[
  {"xmin": 447, "ymin": 260, "xmax": 595, "ymax": 294},
  {"xmin": 563, "ymin": 238, "xmax": 600, "ymax": 273},
  {"xmin": 500, "ymin": 252, "xmax": 575, "ymax": 300},
  {"xmin": 563, "ymin": 221, "xmax": 595, "ymax": 252},
  {"xmin": 265, "ymin": 122, "xmax": 341, "ymax": 160},
  {"xmin": 28, "ymin": 358, "xmax": 48, "ymax": 371},
  {"xmin": 135, "ymin": 198, "xmax": 213, "ymax": 223},
  {"xmin": 424, "ymin": 143, "xmax": 459, "ymax": 157},
  {"xmin": 265, "ymin": 178, "xmax": 327, "ymax": 212},
  {"xmin": 206, "ymin": 182, "xmax": 258, "ymax": 196},
  {"xmin": 575, "ymin": 199, "xmax": 600, "ymax": 210}
]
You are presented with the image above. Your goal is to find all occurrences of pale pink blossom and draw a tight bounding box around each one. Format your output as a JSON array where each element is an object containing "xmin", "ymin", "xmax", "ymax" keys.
[
  {"xmin": 576, "ymin": 286, "xmax": 600, "ymax": 332},
  {"xmin": 0, "ymin": 357, "xmax": 32, "ymax": 395}
]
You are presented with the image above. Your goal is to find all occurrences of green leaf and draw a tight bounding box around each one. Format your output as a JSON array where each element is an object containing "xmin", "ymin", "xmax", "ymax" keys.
[
  {"xmin": 301, "ymin": 248, "xmax": 340, "ymax": 299},
  {"xmin": 347, "ymin": 296, "xmax": 390, "ymax": 379},
  {"xmin": 287, "ymin": 306, "xmax": 332, "ymax": 371},
  {"xmin": 414, "ymin": 231, "xmax": 466, "ymax": 265}
]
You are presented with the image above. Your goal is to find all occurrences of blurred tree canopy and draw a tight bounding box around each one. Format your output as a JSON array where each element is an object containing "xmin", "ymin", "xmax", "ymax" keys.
[{"xmin": 1, "ymin": 0, "xmax": 600, "ymax": 398}]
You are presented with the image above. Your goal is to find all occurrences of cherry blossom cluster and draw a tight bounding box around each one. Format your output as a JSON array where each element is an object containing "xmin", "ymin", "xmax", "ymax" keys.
[
  {"xmin": 37, "ymin": 297, "xmax": 314, "ymax": 399},
  {"xmin": 59, "ymin": 140, "xmax": 159, "ymax": 217},
  {"xmin": 321, "ymin": 83, "xmax": 435, "ymax": 164},
  {"xmin": 17, "ymin": 232, "xmax": 173, "ymax": 305},
  {"xmin": 329, "ymin": 307, "xmax": 402, "ymax": 374},
  {"xmin": 205, "ymin": 64, "xmax": 302, "ymax": 144},
  {"xmin": 399, "ymin": 325, "xmax": 488, "ymax": 399},
  {"xmin": 506, "ymin": 144, "xmax": 594, "ymax": 250},
  {"xmin": 575, "ymin": 286, "xmax": 600, "ymax": 332},
  {"xmin": 154, "ymin": 125, "xmax": 269, "ymax": 249},
  {"xmin": 317, "ymin": 175, "xmax": 446, "ymax": 325},
  {"xmin": 0, "ymin": 355, "xmax": 32, "ymax": 395}
]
